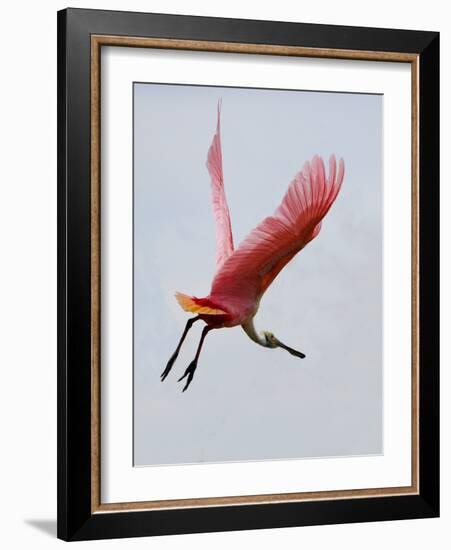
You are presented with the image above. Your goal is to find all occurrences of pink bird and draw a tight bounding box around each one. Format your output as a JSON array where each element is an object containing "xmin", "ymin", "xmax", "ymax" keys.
[{"xmin": 161, "ymin": 102, "xmax": 345, "ymax": 391}]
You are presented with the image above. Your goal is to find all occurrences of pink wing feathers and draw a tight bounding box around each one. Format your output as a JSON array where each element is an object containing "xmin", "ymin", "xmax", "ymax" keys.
[
  {"xmin": 206, "ymin": 101, "xmax": 235, "ymax": 268},
  {"xmin": 209, "ymin": 155, "xmax": 344, "ymax": 313}
]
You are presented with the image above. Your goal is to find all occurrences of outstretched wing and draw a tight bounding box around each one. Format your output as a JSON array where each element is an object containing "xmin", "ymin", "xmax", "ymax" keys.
[
  {"xmin": 210, "ymin": 155, "xmax": 344, "ymax": 308},
  {"xmin": 206, "ymin": 101, "xmax": 234, "ymax": 268}
]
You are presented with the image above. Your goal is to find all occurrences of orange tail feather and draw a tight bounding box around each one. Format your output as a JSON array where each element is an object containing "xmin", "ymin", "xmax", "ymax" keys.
[{"xmin": 175, "ymin": 292, "xmax": 227, "ymax": 315}]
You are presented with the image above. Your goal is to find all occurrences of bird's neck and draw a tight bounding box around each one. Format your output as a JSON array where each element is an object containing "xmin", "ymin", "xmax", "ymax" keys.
[{"xmin": 242, "ymin": 318, "xmax": 268, "ymax": 347}]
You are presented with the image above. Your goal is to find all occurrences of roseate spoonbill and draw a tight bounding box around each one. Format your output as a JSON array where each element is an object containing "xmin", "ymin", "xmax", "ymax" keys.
[{"xmin": 161, "ymin": 102, "xmax": 345, "ymax": 391}]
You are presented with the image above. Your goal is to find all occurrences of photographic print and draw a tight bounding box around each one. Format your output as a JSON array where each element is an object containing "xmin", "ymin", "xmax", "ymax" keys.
[
  {"xmin": 58, "ymin": 10, "xmax": 439, "ymax": 540},
  {"xmin": 133, "ymin": 83, "xmax": 383, "ymax": 467}
]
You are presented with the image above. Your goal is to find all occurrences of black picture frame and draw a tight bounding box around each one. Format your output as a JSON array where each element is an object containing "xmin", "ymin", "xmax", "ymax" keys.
[{"xmin": 57, "ymin": 7, "xmax": 439, "ymax": 541}]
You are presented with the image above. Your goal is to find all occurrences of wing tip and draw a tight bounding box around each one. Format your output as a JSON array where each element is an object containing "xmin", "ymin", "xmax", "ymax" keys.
[
  {"xmin": 336, "ymin": 156, "xmax": 345, "ymax": 187},
  {"xmin": 311, "ymin": 154, "xmax": 345, "ymax": 181},
  {"xmin": 216, "ymin": 98, "xmax": 222, "ymax": 134}
]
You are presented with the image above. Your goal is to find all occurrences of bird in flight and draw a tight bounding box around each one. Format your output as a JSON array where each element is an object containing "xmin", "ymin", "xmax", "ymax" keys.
[{"xmin": 161, "ymin": 101, "xmax": 345, "ymax": 391}]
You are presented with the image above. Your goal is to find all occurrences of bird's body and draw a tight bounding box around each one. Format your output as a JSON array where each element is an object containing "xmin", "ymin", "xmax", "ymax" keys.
[{"xmin": 161, "ymin": 102, "xmax": 345, "ymax": 391}]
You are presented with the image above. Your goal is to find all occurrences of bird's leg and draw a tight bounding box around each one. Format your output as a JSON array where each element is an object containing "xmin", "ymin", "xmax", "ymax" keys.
[
  {"xmin": 161, "ymin": 316, "xmax": 200, "ymax": 382},
  {"xmin": 178, "ymin": 326, "xmax": 212, "ymax": 392}
]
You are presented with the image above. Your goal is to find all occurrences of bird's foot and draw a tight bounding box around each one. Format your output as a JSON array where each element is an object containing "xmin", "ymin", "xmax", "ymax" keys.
[
  {"xmin": 161, "ymin": 353, "xmax": 178, "ymax": 382},
  {"xmin": 178, "ymin": 360, "xmax": 198, "ymax": 392}
]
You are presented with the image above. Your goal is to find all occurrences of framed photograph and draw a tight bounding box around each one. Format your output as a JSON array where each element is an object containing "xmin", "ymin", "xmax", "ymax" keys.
[{"xmin": 57, "ymin": 8, "xmax": 439, "ymax": 541}]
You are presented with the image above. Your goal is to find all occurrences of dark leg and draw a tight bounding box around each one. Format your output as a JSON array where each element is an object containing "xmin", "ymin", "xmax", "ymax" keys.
[
  {"xmin": 161, "ymin": 316, "xmax": 200, "ymax": 382},
  {"xmin": 178, "ymin": 326, "xmax": 212, "ymax": 392}
]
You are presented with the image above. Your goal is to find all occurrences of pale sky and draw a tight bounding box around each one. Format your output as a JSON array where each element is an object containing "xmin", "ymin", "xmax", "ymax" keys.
[{"xmin": 133, "ymin": 82, "xmax": 383, "ymax": 466}]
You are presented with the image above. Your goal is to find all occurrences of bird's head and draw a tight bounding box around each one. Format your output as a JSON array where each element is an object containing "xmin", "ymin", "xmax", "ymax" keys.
[
  {"xmin": 262, "ymin": 331, "xmax": 278, "ymax": 348},
  {"xmin": 262, "ymin": 331, "xmax": 306, "ymax": 358}
]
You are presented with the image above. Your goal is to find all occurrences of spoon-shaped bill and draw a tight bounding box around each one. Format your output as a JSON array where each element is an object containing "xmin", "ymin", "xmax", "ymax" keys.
[{"xmin": 275, "ymin": 338, "xmax": 306, "ymax": 359}]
